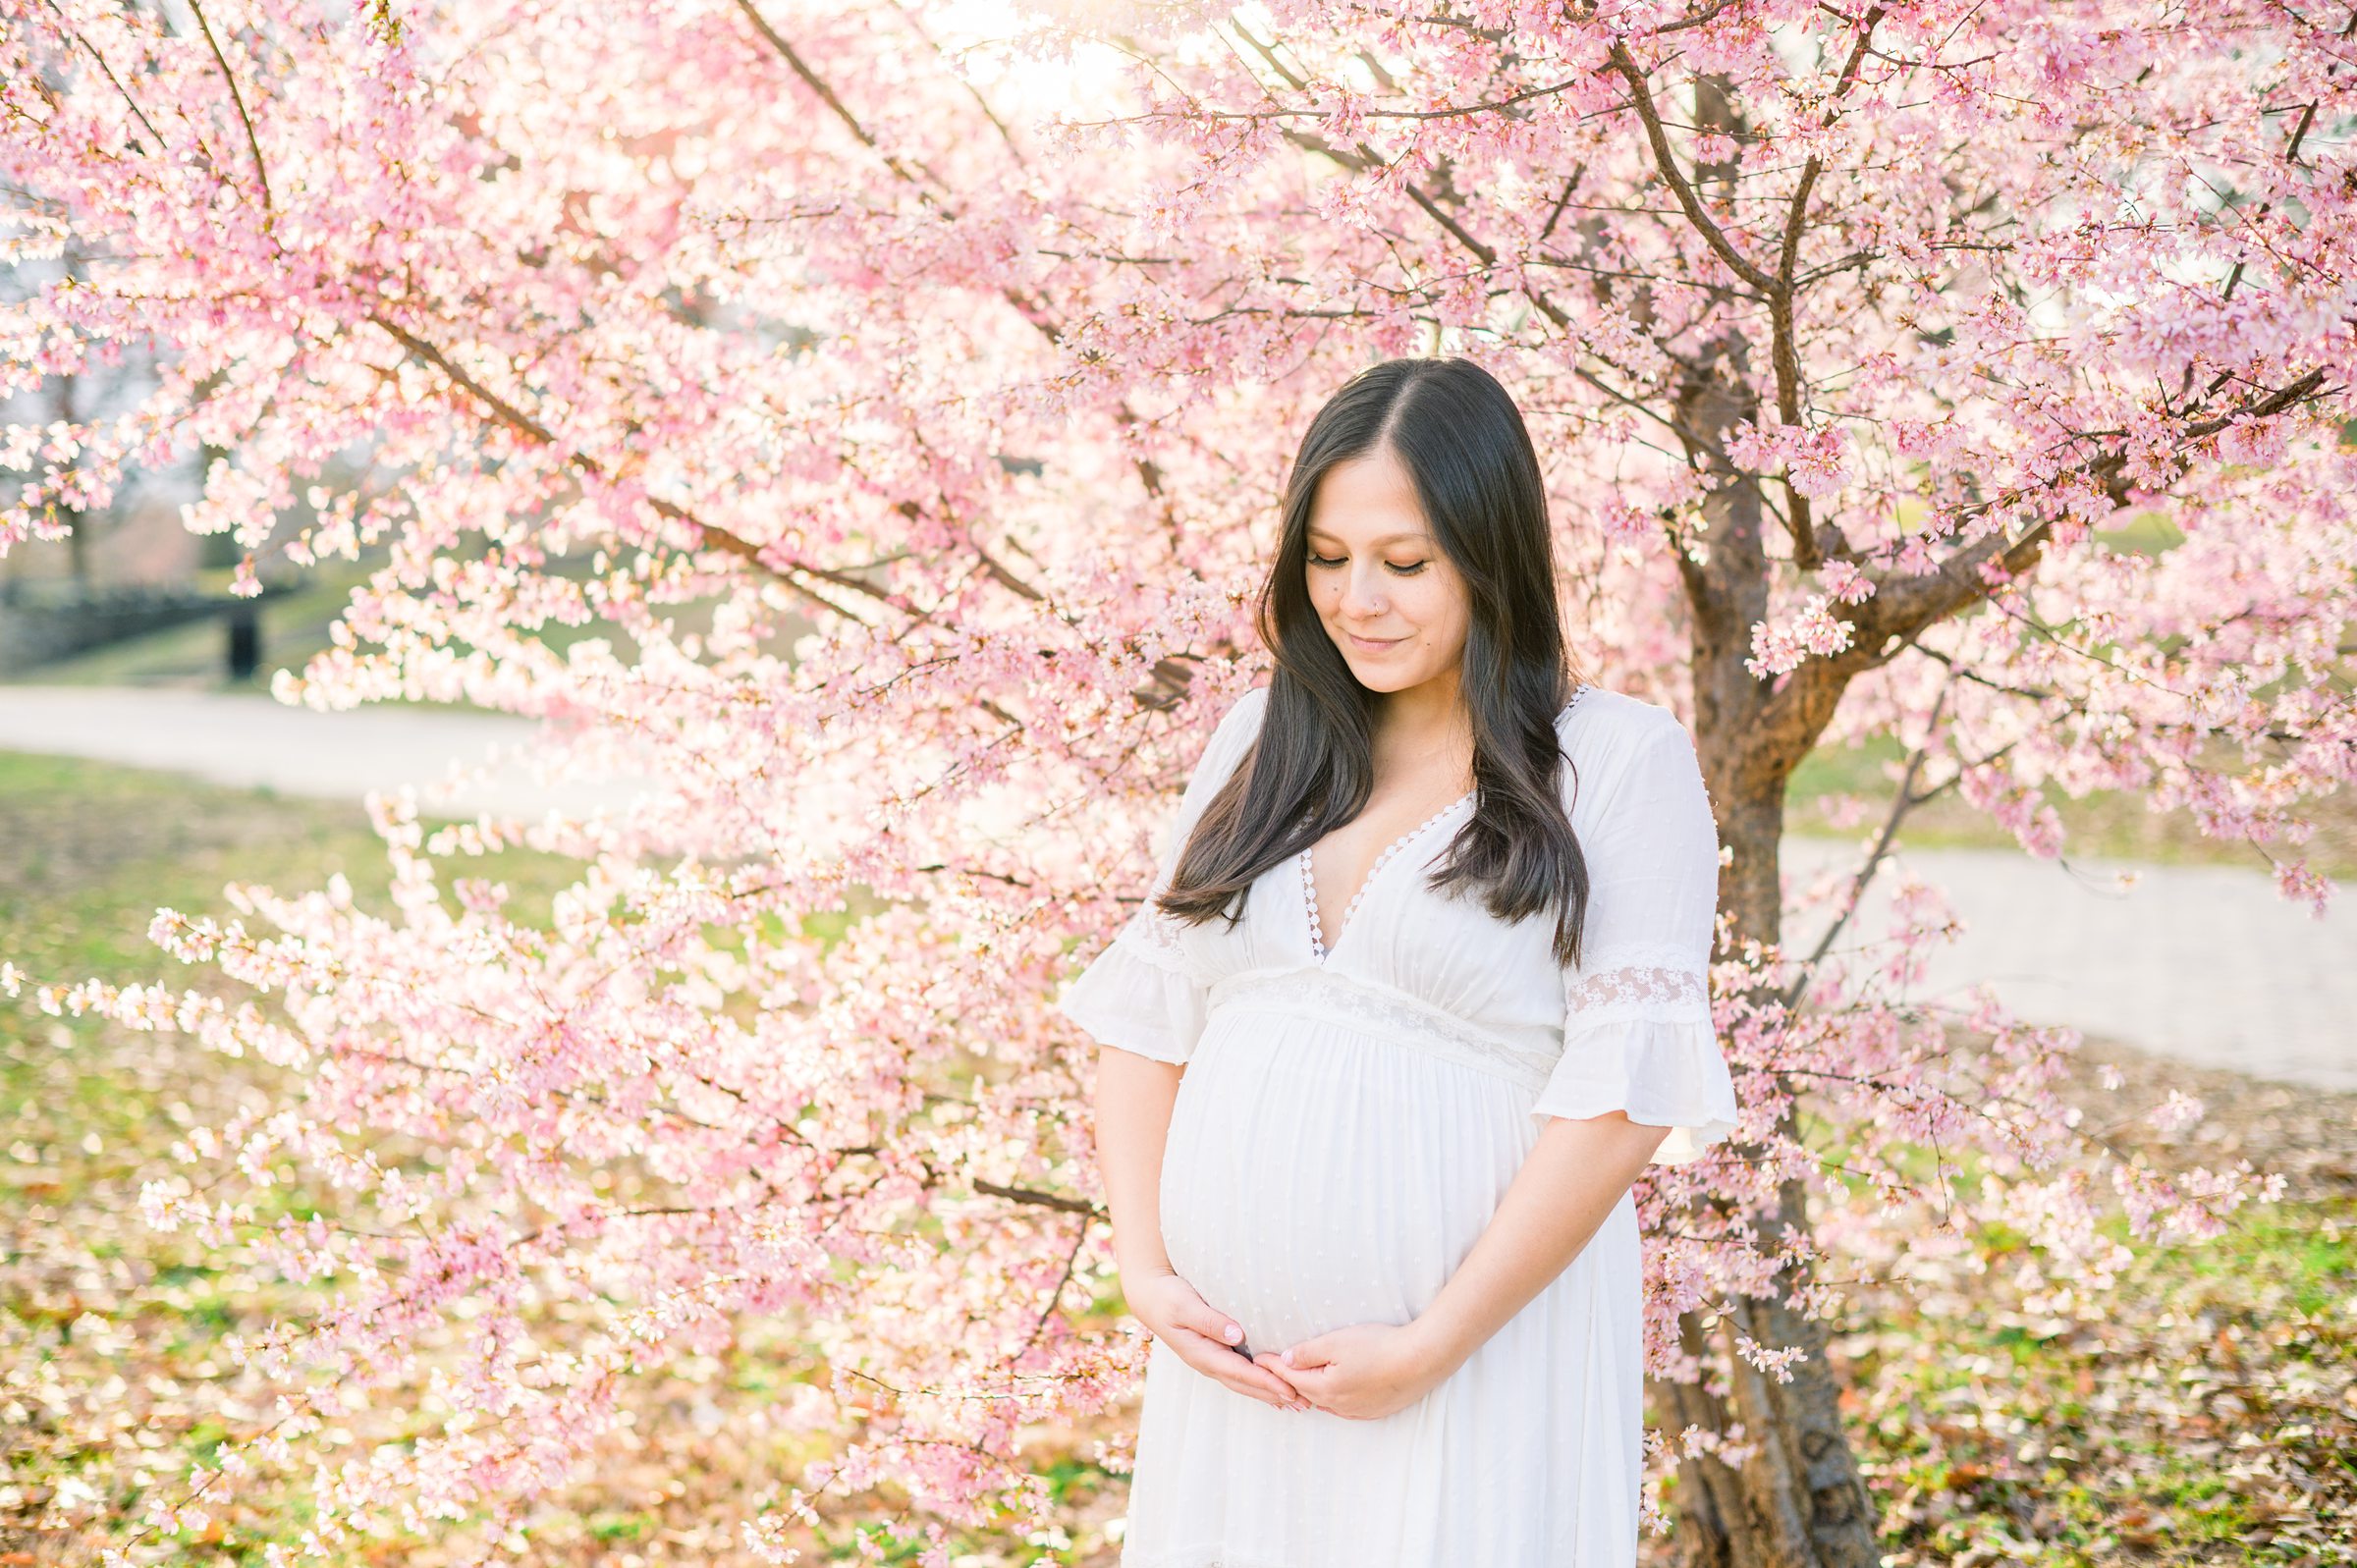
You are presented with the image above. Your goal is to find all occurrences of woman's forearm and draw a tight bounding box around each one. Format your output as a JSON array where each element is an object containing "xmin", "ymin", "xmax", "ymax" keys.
[
  {"xmin": 1094, "ymin": 1047, "xmax": 1186, "ymax": 1280},
  {"xmin": 1406, "ymin": 1109, "xmax": 1669, "ymax": 1377}
]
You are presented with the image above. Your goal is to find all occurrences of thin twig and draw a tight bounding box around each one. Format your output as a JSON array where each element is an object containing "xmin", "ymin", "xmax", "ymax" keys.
[{"xmin": 1780, "ymin": 672, "xmax": 1952, "ymax": 1008}]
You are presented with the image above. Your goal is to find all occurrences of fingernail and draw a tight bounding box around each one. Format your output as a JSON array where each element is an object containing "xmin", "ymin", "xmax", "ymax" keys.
[{"xmin": 1223, "ymin": 1324, "xmax": 1240, "ymax": 1341}]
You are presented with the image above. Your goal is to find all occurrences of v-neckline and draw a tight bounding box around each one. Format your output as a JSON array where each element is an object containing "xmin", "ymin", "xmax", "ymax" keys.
[
  {"xmin": 1294, "ymin": 683, "xmax": 1593, "ymax": 967},
  {"xmin": 1297, "ymin": 791, "xmax": 1473, "ymax": 965}
]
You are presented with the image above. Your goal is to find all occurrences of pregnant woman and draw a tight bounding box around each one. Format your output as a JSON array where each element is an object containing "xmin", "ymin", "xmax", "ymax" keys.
[{"xmin": 1058, "ymin": 355, "xmax": 1743, "ymax": 1567}]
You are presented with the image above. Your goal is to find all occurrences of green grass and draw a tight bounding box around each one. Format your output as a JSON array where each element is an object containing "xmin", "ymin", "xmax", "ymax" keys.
[{"xmin": 0, "ymin": 748, "xmax": 591, "ymax": 971}]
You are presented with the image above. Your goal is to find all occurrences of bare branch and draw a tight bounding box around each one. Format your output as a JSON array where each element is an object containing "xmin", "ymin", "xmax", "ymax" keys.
[
  {"xmin": 2284, "ymin": 99, "xmax": 2319, "ymax": 164},
  {"xmin": 971, "ymin": 1178, "xmax": 1100, "ymax": 1217}
]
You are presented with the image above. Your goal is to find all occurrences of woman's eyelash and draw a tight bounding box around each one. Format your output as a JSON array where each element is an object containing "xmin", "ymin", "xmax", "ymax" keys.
[{"xmin": 1306, "ymin": 554, "xmax": 1427, "ymax": 574}]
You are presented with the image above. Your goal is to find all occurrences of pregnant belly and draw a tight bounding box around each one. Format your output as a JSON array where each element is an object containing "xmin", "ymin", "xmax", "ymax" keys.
[{"xmin": 1156, "ymin": 1006, "xmax": 1539, "ymax": 1355}]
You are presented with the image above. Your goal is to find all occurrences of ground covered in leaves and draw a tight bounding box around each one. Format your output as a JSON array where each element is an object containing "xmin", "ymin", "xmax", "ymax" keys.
[
  {"xmin": 0, "ymin": 749, "xmax": 2348, "ymax": 1565},
  {"xmin": 1827, "ymin": 1041, "xmax": 2355, "ymax": 1568}
]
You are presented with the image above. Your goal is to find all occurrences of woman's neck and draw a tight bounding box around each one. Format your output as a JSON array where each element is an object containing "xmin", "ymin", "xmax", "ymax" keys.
[{"xmin": 1370, "ymin": 669, "xmax": 1472, "ymax": 778}]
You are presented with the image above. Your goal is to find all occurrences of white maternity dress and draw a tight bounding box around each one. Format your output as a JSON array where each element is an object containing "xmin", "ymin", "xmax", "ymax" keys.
[{"xmin": 1057, "ymin": 681, "xmax": 1742, "ymax": 1568}]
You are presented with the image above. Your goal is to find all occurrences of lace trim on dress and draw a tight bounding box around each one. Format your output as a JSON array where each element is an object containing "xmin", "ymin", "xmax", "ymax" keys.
[
  {"xmin": 1113, "ymin": 894, "xmax": 1196, "ymax": 977},
  {"xmin": 1208, "ymin": 969, "xmax": 1559, "ymax": 1093},
  {"xmin": 1564, "ymin": 964, "xmax": 1708, "ymax": 1012},
  {"xmin": 1298, "ymin": 790, "xmax": 1471, "ymax": 962},
  {"xmin": 1564, "ymin": 935, "xmax": 1713, "ymax": 1027}
]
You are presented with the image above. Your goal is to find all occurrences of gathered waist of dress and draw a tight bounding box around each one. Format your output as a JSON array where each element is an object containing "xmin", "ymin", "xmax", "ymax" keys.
[{"xmin": 1203, "ymin": 968, "xmax": 1558, "ymax": 1094}]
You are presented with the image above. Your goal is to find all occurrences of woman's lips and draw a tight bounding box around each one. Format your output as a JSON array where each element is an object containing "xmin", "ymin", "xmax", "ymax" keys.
[{"xmin": 1343, "ymin": 631, "xmax": 1403, "ymax": 652}]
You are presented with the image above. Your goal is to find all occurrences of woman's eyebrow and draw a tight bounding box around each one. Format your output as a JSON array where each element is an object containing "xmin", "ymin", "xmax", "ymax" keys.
[{"xmin": 1305, "ymin": 529, "xmax": 1432, "ymax": 547}]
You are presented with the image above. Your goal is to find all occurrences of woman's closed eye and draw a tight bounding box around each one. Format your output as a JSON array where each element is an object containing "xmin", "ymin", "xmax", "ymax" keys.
[{"xmin": 1306, "ymin": 554, "xmax": 1428, "ymax": 575}]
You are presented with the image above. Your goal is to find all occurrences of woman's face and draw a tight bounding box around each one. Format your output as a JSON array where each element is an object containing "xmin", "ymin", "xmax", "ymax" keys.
[{"xmin": 1302, "ymin": 443, "xmax": 1471, "ymax": 697}]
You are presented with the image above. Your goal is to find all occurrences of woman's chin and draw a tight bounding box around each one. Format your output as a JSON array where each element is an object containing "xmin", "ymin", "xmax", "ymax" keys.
[{"xmin": 1343, "ymin": 664, "xmax": 1442, "ymax": 696}]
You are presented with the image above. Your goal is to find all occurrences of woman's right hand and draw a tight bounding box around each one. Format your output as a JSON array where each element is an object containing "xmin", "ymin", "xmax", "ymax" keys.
[{"xmin": 1126, "ymin": 1269, "xmax": 1310, "ymax": 1411}]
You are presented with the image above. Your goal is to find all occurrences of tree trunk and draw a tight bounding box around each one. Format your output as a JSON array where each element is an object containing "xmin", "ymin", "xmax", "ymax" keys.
[{"xmin": 1647, "ymin": 334, "xmax": 1880, "ymax": 1565}]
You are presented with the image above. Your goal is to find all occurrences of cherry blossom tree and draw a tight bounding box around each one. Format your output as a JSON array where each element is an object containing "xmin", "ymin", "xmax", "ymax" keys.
[{"xmin": 2, "ymin": 0, "xmax": 2348, "ymax": 1561}]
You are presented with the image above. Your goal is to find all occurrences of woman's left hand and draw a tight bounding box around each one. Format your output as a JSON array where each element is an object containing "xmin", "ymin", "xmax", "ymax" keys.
[{"xmin": 1251, "ymin": 1321, "xmax": 1449, "ymax": 1420}]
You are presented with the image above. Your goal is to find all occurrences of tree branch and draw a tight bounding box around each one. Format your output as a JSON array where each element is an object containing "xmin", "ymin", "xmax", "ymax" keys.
[
  {"xmin": 971, "ymin": 1178, "xmax": 1100, "ymax": 1217},
  {"xmin": 1859, "ymin": 367, "xmax": 2331, "ymax": 649},
  {"xmin": 1604, "ymin": 41, "xmax": 1775, "ymax": 293},
  {"xmin": 1780, "ymin": 671, "xmax": 1949, "ymax": 1008},
  {"xmin": 186, "ymin": 0, "xmax": 272, "ymax": 223},
  {"xmin": 1766, "ymin": 8, "xmax": 1884, "ymax": 569},
  {"xmin": 367, "ymin": 312, "xmax": 890, "ymax": 624},
  {"xmin": 42, "ymin": 1, "xmax": 172, "ymax": 160},
  {"xmin": 1752, "ymin": 366, "xmax": 2335, "ymax": 777}
]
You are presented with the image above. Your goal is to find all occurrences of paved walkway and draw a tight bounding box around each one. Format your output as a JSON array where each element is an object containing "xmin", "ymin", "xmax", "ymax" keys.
[
  {"xmin": 0, "ymin": 685, "xmax": 652, "ymax": 818},
  {"xmin": 2, "ymin": 686, "xmax": 2350, "ymax": 1091},
  {"xmin": 1782, "ymin": 838, "xmax": 2355, "ymax": 1093}
]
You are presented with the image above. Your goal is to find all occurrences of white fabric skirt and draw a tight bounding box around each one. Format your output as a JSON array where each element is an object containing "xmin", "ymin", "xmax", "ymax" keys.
[{"xmin": 1121, "ymin": 998, "xmax": 1646, "ymax": 1568}]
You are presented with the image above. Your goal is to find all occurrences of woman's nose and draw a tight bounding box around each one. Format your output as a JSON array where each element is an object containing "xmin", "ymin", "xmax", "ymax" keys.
[{"xmin": 1340, "ymin": 566, "xmax": 1389, "ymax": 620}]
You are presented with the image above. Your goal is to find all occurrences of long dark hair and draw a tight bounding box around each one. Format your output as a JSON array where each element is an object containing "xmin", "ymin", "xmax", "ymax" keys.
[{"xmin": 1157, "ymin": 355, "xmax": 1595, "ymax": 966}]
